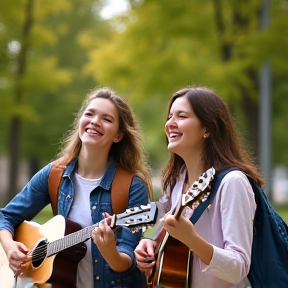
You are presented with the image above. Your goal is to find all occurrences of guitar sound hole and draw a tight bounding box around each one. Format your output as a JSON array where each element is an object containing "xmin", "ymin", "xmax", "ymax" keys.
[{"xmin": 32, "ymin": 240, "xmax": 48, "ymax": 268}]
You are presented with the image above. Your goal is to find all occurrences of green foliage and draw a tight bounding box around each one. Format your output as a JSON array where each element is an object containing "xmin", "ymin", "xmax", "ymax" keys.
[
  {"xmin": 0, "ymin": 0, "xmax": 288, "ymax": 184},
  {"xmin": 83, "ymin": 0, "xmax": 288, "ymax": 168},
  {"xmin": 0, "ymin": 0, "xmax": 110, "ymax": 170}
]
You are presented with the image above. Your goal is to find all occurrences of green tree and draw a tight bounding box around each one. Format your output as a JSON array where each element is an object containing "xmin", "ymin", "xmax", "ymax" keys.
[
  {"xmin": 0, "ymin": 0, "xmax": 110, "ymax": 202},
  {"xmin": 21, "ymin": 0, "xmax": 107, "ymax": 174},
  {"xmin": 83, "ymin": 0, "xmax": 288, "ymax": 169}
]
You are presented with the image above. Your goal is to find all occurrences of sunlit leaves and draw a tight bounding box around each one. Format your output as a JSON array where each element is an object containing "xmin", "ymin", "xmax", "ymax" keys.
[{"xmin": 84, "ymin": 0, "xmax": 288, "ymax": 167}]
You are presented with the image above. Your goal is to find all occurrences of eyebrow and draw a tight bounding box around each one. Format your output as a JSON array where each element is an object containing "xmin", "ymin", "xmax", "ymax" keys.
[
  {"xmin": 85, "ymin": 108, "xmax": 115, "ymax": 120},
  {"xmin": 169, "ymin": 110, "xmax": 189, "ymax": 114}
]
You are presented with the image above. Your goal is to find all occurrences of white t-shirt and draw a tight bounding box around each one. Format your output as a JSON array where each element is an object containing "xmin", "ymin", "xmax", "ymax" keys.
[{"xmin": 68, "ymin": 173, "xmax": 102, "ymax": 288}]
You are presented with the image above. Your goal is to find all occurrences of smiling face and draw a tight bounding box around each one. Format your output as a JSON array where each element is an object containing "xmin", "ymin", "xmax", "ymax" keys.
[
  {"xmin": 79, "ymin": 97, "xmax": 123, "ymax": 153},
  {"xmin": 165, "ymin": 96, "xmax": 207, "ymax": 159}
]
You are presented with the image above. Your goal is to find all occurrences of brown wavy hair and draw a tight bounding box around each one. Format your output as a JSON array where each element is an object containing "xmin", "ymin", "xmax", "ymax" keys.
[
  {"xmin": 162, "ymin": 86, "xmax": 264, "ymax": 194},
  {"xmin": 56, "ymin": 87, "xmax": 153, "ymax": 199}
]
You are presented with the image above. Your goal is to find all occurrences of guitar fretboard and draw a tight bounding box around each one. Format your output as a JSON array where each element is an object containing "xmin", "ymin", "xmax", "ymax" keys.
[{"xmin": 47, "ymin": 223, "xmax": 98, "ymax": 256}]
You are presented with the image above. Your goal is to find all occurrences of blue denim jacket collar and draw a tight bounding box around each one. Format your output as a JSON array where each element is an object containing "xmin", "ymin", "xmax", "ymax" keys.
[{"xmin": 63, "ymin": 157, "xmax": 118, "ymax": 191}]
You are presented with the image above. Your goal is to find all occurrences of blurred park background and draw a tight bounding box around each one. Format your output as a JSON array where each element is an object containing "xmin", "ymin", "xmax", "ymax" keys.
[{"xmin": 0, "ymin": 0, "xmax": 288, "ymax": 222}]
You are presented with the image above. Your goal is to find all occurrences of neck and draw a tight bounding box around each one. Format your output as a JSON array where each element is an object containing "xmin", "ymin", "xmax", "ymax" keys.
[
  {"xmin": 183, "ymin": 155, "xmax": 205, "ymax": 188},
  {"xmin": 77, "ymin": 149, "xmax": 109, "ymax": 179}
]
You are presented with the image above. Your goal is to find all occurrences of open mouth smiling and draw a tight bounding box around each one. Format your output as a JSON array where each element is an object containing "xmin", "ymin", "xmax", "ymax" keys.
[
  {"xmin": 85, "ymin": 128, "xmax": 102, "ymax": 136},
  {"xmin": 169, "ymin": 132, "xmax": 182, "ymax": 141}
]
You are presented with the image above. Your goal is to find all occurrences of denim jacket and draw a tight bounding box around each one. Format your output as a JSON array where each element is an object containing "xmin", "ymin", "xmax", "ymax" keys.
[{"xmin": 0, "ymin": 158, "xmax": 148, "ymax": 288}]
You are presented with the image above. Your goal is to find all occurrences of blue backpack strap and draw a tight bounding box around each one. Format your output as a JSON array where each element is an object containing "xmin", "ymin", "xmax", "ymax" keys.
[{"xmin": 190, "ymin": 167, "xmax": 238, "ymax": 224}]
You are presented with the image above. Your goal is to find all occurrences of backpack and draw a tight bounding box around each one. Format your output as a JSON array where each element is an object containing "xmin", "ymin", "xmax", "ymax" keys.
[
  {"xmin": 203, "ymin": 168, "xmax": 288, "ymax": 288},
  {"xmin": 48, "ymin": 160, "xmax": 134, "ymax": 215}
]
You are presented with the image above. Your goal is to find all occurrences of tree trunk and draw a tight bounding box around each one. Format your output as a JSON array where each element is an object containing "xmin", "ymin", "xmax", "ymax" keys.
[
  {"xmin": 6, "ymin": 0, "xmax": 34, "ymax": 202},
  {"xmin": 212, "ymin": 0, "xmax": 260, "ymax": 161}
]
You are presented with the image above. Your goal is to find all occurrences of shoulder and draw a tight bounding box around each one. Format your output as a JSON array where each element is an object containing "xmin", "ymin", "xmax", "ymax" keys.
[
  {"xmin": 216, "ymin": 170, "xmax": 255, "ymax": 205},
  {"xmin": 131, "ymin": 175, "xmax": 148, "ymax": 190},
  {"xmin": 220, "ymin": 170, "xmax": 251, "ymax": 189},
  {"xmin": 31, "ymin": 162, "xmax": 52, "ymax": 180}
]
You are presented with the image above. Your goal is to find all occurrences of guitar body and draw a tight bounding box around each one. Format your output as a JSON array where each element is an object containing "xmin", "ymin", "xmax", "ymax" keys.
[
  {"xmin": 149, "ymin": 230, "xmax": 191, "ymax": 288},
  {"xmin": 14, "ymin": 215, "xmax": 87, "ymax": 288},
  {"xmin": 13, "ymin": 203, "xmax": 157, "ymax": 288},
  {"xmin": 47, "ymin": 218, "xmax": 87, "ymax": 288}
]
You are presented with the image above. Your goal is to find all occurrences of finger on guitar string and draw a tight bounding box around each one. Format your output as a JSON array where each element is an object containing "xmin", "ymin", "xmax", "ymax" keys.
[
  {"xmin": 102, "ymin": 212, "xmax": 111, "ymax": 219},
  {"xmin": 160, "ymin": 213, "xmax": 178, "ymax": 228},
  {"xmin": 100, "ymin": 218, "xmax": 117, "ymax": 244},
  {"xmin": 135, "ymin": 238, "xmax": 156, "ymax": 270},
  {"xmin": 137, "ymin": 260, "xmax": 155, "ymax": 274},
  {"xmin": 12, "ymin": 261, "xmax": 25, "ymax": 277},
  {"xmin": 145, "ymin": 259, "xmax": 154, "ymax": 264}
]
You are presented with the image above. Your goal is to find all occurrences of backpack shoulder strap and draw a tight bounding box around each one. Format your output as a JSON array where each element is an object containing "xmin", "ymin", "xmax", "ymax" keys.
[
  {"xmin": 48, "ymin": 162, "xmax": 134, "ymax": 216},
  {"xmin": 111, "ymin": 167, "xmax": 134, "ymax": 214},
  {"xmin": 48, "ymin": 160, "xmax": 66, "ymax": 216},
  {"xmin": 190, "ymin": 167, "xmax": 238, "ymax": 224}
]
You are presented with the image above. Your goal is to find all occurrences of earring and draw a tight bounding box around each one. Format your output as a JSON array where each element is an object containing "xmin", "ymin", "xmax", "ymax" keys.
[{"xmin": 204, "ymin": 134, "xmax": 208, "ymax": 138}]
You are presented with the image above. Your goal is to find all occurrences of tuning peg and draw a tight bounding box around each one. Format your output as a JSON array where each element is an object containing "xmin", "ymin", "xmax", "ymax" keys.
[
  {"xmin": 140, "ymin": 204, "xmax": 151, "ymax": 211},
  {"xmin": 130, "ymin": 227, "xmax": 136, "ymax": 233},
  {"xmin": 202, "ymin": 192, "xmax": 210, "ymax": 202},
  {"xmin": 192, "ymin": 182, "xmax": 199, "ymax": 188}
]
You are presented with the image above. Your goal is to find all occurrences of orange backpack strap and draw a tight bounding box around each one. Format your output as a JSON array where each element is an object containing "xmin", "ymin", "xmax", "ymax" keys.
[
  {"xmin": 111, "ymin": 167, "xmax": 134, "ymax": 214},
  {"xmin": 48, "ymin": 162, "xmax": 134, "ymax": 216},
  {"xmin": 48, "ymin": 160, "xmax": 66, "ymax": 216}
]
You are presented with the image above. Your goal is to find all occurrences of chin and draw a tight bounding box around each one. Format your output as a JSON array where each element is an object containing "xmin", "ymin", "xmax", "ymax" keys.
[{"xmin": 167, "ymin": 144, "xmax": 178, "ymax": 154}]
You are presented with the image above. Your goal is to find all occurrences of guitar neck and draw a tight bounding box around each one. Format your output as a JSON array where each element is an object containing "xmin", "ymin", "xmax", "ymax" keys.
[
  {"xmin": 172, "ymin": 204, "xmax": 185, "ymax": 220},
  {"xmin": 47, "ymin": 223, "xmax": 97, "ymax": 257},
  {"xmin": 45, "ymin": 203, "xmax": 157, "ymax": 257}
]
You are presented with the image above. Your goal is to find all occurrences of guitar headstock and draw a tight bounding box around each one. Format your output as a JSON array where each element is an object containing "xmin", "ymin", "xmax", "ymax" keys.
[
  {"xmin": 113, "ymin": 202, "xmax": 158, "ymax": 233},
  {"xmin": 182, "ymin": 167, "xmax": 215, "ymax": 210}
]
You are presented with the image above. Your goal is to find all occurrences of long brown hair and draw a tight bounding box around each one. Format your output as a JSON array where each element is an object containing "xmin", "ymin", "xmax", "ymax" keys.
[
  {"xmin": 56, "ymin": 87, "xmax": 153, "ymax": 199},
  {"xmin": 162, "ymin": 86, "xmax": 264, "ymax": 193}
]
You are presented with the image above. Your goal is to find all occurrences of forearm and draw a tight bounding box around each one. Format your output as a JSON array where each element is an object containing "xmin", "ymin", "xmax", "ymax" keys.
[
  {"xmin": 100, "ymin": 245, "xmax": 132, "ymax": 272},
  {"xmin": 186, "ymin": 234, "xmax": 213, "ymax": 265}
]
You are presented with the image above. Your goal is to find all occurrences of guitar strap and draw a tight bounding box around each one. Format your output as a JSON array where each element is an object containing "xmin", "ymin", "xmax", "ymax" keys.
[
  {"xmin": 190, "ymin": 169, "xmax": 228, "ymax": 224},
  {"xmin": 48, "ymin": 160, "xmax": 134, "ymax": 215}
]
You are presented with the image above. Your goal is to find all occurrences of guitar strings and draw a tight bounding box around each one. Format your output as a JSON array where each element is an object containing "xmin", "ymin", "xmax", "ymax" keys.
[
  {"xmin": 24, "ymin": 223, "xmax": 100, "ymax": 263},
  {"xmin": 21, "ymin": 208, "xmax": 149, "ymax": 264}
]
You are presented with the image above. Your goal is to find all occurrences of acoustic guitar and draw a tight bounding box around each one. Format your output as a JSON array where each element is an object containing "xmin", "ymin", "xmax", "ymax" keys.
[
  {"xmin": 147, "ymin": 168, "xmax": 215, "ymax": 288},
  {"xmin": 13, "ymin": 202, "xmax": 158, "ymax": 288}
]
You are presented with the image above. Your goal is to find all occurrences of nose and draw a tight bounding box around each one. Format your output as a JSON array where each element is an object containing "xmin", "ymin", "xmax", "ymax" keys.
[
  {"xmin": 165, "ymin": 116, "xmax": 176, "ymax": 128},
  {"xmin": 165, "ymin": 117, "xmax": 177, "ymax": 133},
  {"xmin": 90, "ymin": 115, "xmax": 100, "ymax": 126}
]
